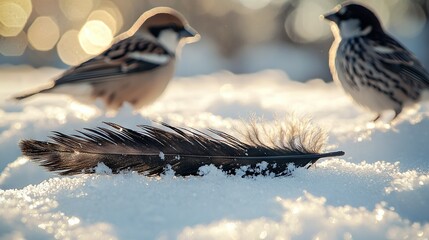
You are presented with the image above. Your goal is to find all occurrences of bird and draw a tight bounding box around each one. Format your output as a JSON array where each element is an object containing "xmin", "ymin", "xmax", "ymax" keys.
[
  {"xmin": 13, "ymin": 7, "xmax": 200, "ymax": 111},
  {"xmin": 323, "ymin": 3, "xmax": 429, "ymax": 122},
  {"xmin": 19, "ymin": 121, "xmax": 344, "ymax": 177}
]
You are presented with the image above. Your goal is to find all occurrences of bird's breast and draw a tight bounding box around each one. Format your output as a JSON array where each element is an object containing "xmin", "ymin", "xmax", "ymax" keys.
[{"xmin": 92, "ymin": 59, "xmax": 176, "ymax": 110}]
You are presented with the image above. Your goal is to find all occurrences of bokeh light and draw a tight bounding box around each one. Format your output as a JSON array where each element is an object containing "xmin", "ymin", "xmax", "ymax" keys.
[
  {"xmin": 9, "ymin": 0, "xmax": 32, "ymax": 16},
  {"xmin": 0, "ymin": 31, "xmax": 27, "ymax": 56},
  {"xmin": 97, "ymin": 1, "xmax": 123, "ymax": 35},
  {"xmin": 239, "ymin": 0, "xmax": 271, "ymax": 10},
  {"xmin": 199, "ymin": 0, "xmax": 230, "ymax": 17},
  {"xmin": 88, "ymin": 10, "xmax": 118, "ymax": 36},
  {"xmin": 242, "ymin": 9, "xmax": 276, "ymax": 44},
  {"xmin": 285, "ymin": 0, "xmax": 333, "ymax": 43},
  {"xmin": 0, "ymin": 2, "xmax": 29, "ymax": 37},
  {"xmin": 59, "ymin": 0, "xmax": 93, "ymax": 21},
  {"xmin": 0, "ymin": 0, "xmax": 428, "ymax": 81},
  {"xmin": 390, "ymin": 1, "xmax": 426, "ymax": 38},
  {"xmin": 78, "ymin": 20, "xmax": 113, "ymax": 55},
  {"xmin": 27, "ymin": 16, "xmax": 60, "ymax": 51},
  {"xmin": 34, "ymin": 0, "xmax": 58, "ymax": 15},
  {"xmin": 57, "ymin": 30, "xmax": 91, "ymax": 66}
]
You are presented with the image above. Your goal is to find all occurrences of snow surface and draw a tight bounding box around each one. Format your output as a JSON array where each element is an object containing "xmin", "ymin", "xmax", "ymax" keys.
[{"xmin": 1, "ymin": 65, "xmax": 429, "ymax": 239}]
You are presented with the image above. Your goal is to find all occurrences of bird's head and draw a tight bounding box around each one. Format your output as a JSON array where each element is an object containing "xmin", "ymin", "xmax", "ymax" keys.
[
  {"xmin": 323, "ymin": 3, "xmax": 383, "ymax": 39},
  {"xmin": 130, "ymin": 7, "xmax": 200, "ymax": 53}
]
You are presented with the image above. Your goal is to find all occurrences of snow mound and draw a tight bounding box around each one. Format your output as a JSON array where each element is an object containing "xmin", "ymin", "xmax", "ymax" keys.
[
  {"xmin": 179, "ymin": 192, "xmax": 429, "ymax": 240},
  {"xmin": 1, "ymin": 66, "xmax": 429, "ymax": 239}
]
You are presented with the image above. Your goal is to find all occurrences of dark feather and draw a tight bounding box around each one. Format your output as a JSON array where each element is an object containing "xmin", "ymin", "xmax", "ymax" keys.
[
  {"xmin": 19, "ymin": 122, "xmax": 344, "ymax": 177},
  {"xmin": 370, "ymin": 34, "xmax": 429, "ymax": 88}
]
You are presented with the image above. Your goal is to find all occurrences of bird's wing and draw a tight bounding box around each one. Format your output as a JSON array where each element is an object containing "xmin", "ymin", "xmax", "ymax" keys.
[
  {"xmin": 54, "ymin": 37, "xmax": 173, "ymax": 86},
  {"xmin": 369, "ymin": 35, "xmax": 429, "ymax": 87}
]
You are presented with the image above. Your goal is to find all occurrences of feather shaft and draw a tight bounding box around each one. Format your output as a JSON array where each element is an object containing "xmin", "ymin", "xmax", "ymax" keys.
[{"xmin": 20, "ymin": 122, "xmax": 344, "ymax": 177}]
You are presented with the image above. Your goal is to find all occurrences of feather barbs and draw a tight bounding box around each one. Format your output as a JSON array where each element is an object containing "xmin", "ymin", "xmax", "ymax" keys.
[{"xmin": 19, "ymin": 121, "xmax": 344, "ymax": 177}]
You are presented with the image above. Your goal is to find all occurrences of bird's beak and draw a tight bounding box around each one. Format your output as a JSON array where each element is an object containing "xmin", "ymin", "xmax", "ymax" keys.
[
  {"xmin": 180, "ymin": 26, "xmax": 198, "ymax": 38},
  {"xmin": 322, "ymin": 12, "xmax": 339, "ymax": 23},
  {"xmin": 180, "ymin": 26, "xmax": 200, "ymax": 43}
]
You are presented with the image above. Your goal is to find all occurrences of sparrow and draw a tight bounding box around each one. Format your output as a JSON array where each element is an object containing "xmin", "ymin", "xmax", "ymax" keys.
[
  {"xmin": 14, "ymin": 7, "xmax": 199, "ymax": 110},
  {"xmin": 323, "ymin": 3, "xmax": 429, "ymax": 122}
]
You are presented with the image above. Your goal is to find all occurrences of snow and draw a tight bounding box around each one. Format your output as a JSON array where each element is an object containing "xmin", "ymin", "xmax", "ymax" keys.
[{"xmin": 1, "ymin": 65, "xmax": 429, "ymax": 239}]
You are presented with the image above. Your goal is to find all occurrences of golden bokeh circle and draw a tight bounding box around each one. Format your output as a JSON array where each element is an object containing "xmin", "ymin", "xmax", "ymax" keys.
[
  {"xmin": 78, "ymin": 20, "xmax": 113, "ymax": 55},
  {"xmin": 27, "ymin": 16, "xmax": 60, "ymax": 51},
  {"xmin": 88, "ymin": 10, "xmax": 117, "ymax": 36},
  {"xmin": 8, "ymin": 0, "xmax": 32, "ymax": 16},
  {"xmin": 59, "ymin": 0, "xmax": 93, "ymax": 21},
  {"xmin": 57, "ymin": 30, "xmax": 92, "ymax": 66},
  {"xmin": 0, "ymin": 2, "xmax": 28, "ymax": 37}
]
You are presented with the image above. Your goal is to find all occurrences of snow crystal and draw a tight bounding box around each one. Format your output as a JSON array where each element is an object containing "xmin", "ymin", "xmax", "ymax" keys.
[
  {"xmin": 94, "ymin": 162, "xmax": 113, "ymax": 174},
  {"xmin": 159, "ymin": 151, "xmax": 165, "ymax": 160}
]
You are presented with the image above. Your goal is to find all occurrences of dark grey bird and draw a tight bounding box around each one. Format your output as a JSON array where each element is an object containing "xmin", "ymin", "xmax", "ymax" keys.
[
  {"xmin": 323, "ymin": 3, "xmax": 429, "ymax": 122},
  {"xmin": 19, "ymin": 122, "xmax": 344, "ymax": 177}
]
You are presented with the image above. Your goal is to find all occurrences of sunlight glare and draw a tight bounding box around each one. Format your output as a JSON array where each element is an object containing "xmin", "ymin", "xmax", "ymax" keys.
[
  {"xmin": 69, "ymin": 102, "xmax": 99, "ymax": 121},
  {"xmin": 67, "ymin": 216, "xmax": 80, "ymax": 226},
  {"xmin": 97, "ymin": 1, "xmax": 123, "ymax": 35},
  {"xmin": 366, "ymin": 122, "xmax": 375, "ymax": 129},
  {"xmin": 57, "ymin": 30, "xmax": 92, "ymax": 66},
  {"xmin": 375, "ymin": 208, "xmax": 384, "ymax": 221},
  {"xmin": 78, "ymin": 20, "xmax": 113, "ymax": 55},
  {"xmin": 219, "ymin": 83, "xmax": 234, "ymax": 100},
  {"xmin": 88, "ymin": 10, "xmax": 117, "ymax": 36},
  {"xmin": 45, "ymin": 106, "xmax": 67, "ymax": 125}
]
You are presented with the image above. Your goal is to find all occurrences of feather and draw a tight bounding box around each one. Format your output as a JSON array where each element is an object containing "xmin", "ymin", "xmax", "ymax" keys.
[
  {"xmin": 19, "ymin": 121, "xmax": 344, "ymax": 177},
  {"xmin": 370, "ymin": 35, "xmax": 429, "ymax": 88},
  {"xmin": 53, "ymin": 38, "xmax": 171, "ymax": 86}
]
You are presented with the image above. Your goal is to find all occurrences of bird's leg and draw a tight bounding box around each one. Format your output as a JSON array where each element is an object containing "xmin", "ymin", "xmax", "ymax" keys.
[
  {"xmin": 390, "ymin": 109, "xmax": 402, "ymax": 123},
  {"xmin": 372, "ymin": 114, "xmax": 381, "ymax": 122}
]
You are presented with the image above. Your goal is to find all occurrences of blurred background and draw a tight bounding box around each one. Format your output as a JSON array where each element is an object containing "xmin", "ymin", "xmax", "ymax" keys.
[{"xmin": 1, "ymin": 0, "xmax": 429, "ymax": 81}]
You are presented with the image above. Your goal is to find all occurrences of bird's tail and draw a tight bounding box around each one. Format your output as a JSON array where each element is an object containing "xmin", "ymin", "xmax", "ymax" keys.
[
  {"xmin": 14, "ymin": 91, "xmax": 41, "ymax": 100},
  {"xmin": 13, "ymin": 86, "xmax": 52, "ymax": 101}
]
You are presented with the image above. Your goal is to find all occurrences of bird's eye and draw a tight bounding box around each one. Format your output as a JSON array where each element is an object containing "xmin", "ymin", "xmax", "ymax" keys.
[{"xmin": 149, "ymin": 27, "xmax": 163, "ymax": 37}]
